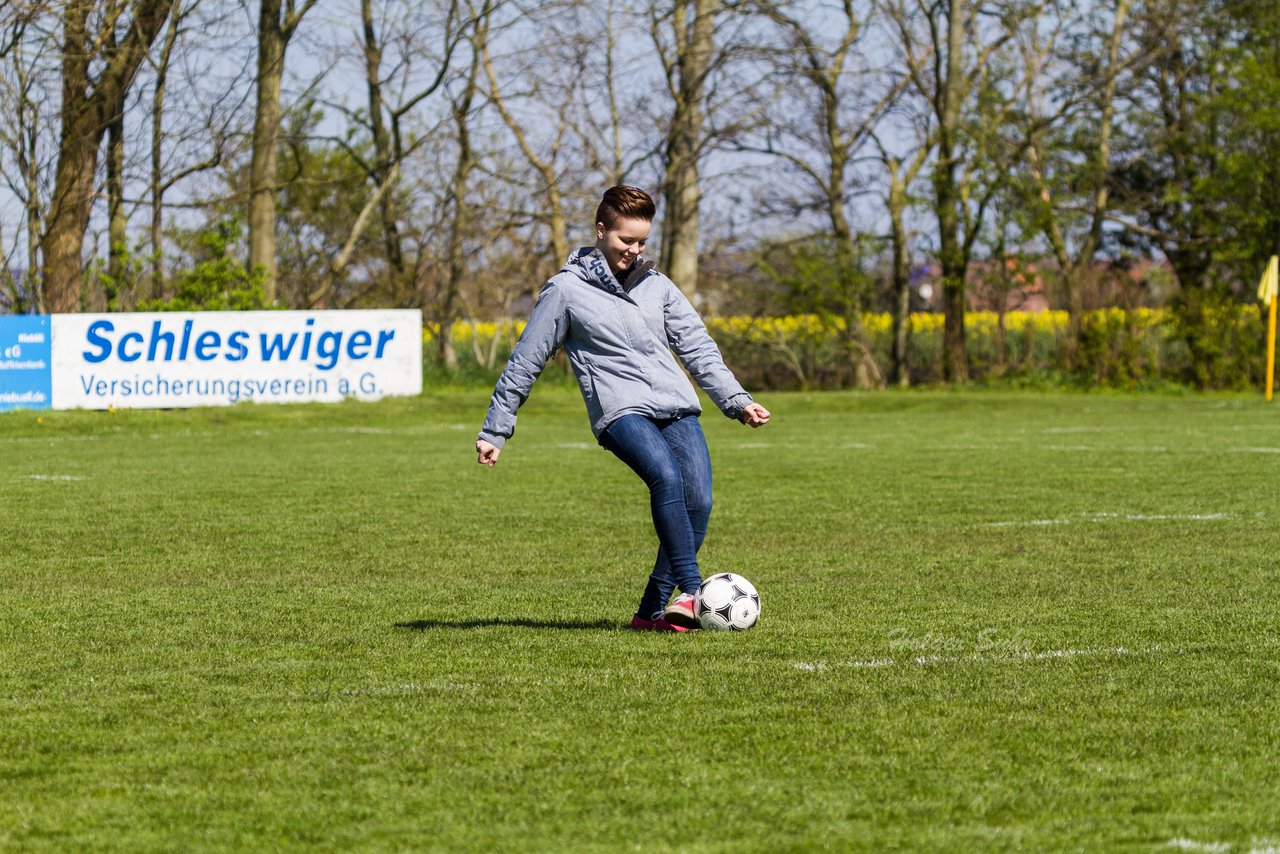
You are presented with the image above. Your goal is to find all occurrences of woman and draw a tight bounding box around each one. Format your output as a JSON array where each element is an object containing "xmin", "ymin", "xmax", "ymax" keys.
[{"xmin": 475, "ymin": 185, "xmax": 770, "ymax": 632}]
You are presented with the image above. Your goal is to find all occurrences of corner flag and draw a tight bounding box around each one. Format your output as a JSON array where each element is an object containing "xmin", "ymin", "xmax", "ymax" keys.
[
  {"xmin": 1259, "ymin": 255, "xmax": 1278, "ymax": 306},
  {"xmin": 1261, "ymin": 255, "xmax": 1279, "ymax": 401}
]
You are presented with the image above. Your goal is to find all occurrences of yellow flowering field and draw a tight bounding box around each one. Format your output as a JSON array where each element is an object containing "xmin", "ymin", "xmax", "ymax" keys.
[{"xmin": 425, "ymin": 307, "xmax": 1266, "ymax": 389}]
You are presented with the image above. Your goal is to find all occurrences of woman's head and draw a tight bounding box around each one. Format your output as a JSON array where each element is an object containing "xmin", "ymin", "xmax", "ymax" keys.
[
  {"xmin": 595, "ymin": 185, "xmax": 655, "ymax": 274},
  {"xmin": 596, "ymin": 185, "xmax": 655, "ymax": 229}
]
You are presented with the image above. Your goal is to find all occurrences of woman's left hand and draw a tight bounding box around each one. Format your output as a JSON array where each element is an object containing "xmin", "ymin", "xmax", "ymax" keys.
[{"xmin": 741, "ymin": 402, "xmax": 770, "ymax": 427}]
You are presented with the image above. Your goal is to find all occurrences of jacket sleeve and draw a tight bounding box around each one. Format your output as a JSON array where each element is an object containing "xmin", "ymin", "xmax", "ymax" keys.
[
  {"xmin": 477, "ymin": 281, "xmax": 569, "ymax": 449},
  {"xmin": 662, "ymin": 278, "xmax": 753, "ymax": 420}
]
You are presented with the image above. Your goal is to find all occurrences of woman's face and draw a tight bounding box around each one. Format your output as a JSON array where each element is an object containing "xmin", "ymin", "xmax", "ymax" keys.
[{"xmin": 595, "ymin": 216, "xmax": 651, "ymax": 274}]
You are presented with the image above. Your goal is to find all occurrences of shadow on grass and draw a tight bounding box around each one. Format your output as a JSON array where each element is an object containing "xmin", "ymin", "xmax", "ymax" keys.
[{"xmin": 395, "ymin": 617, "xmax": 621, "ymax": 631}]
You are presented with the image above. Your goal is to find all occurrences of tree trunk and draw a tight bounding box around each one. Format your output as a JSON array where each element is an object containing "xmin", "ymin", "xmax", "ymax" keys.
[
  {"xmin": 819, "ymin": 53, "xmax": 872, "ymax": 385},
  {"xmin": 935, "ymin": 142, "xmax": 968, "ymax": 381},
  {"xmin": 43, "ymin": 121, "xmax": 99, "ymax": 312},
  {"xmin": 547, "ymin": 191, "xmax": 568, "ymax": 266},
  {"xmin": 935, "ymin": 0, "xmax": 969, "ymax": 382},
  {"xmin": 605, "ymin": 0, "xmax": 625, "ymax": 185},
  {"xmin": 660, "ymin": 0, "xmax": 720, "ymax": 304},
  {"xmin": 439, "ymin": 3, "xmax": 486, "ymax": 368},
  {"xmin": 662, "ymin": 125, "xmax": 701, "ymax": 301},
  {"xmin": 150, "ymin": 68, "xmax": 166, "ymax": 300},
  {"xmin": 23, "ymin": 114, "xmax": 43, "ymax": 310},
  {"xmin": 888, "ymin": 161, "xmax": 912, "ymax": 386},
  {"xmin": 829, "ymin": 191, "xmax": 873, "ymax": 386},
  {"xmin": 149, "ymin": 0, "xmax": 183, "ymax": 299},
  {"xmin": 106, "ymin": 103, "xmax": 126, "ymax": 309},
  {"xmin": 41, "ymin": 2, "xmax": 98, "ymax": 313},
  {"xmin": 360, "ymin": 0, "xmax": 407, "ymax": 296},
  {"xmin": 248, "ymin": 0, "xmax": 287, "ymax": 301}
]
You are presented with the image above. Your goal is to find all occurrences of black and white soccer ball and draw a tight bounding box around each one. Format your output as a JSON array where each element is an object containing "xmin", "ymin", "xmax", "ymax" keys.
[{"xmin": 696, "ymin": 572, "xmax": 761, "ymax": 631}]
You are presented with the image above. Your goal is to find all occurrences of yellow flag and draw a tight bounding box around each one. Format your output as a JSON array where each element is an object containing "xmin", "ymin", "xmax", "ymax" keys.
[{"xmin": 1259, "ymin": 255, "xmax": 1279, "ymax": 307}]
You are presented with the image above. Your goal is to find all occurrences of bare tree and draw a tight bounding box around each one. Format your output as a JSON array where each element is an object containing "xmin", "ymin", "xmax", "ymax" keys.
[
  {"xmin": 879, "ymin": 0, "xmax": 1038, "ymax": 380},
  {"xmin": 544, "ymin": 0, "xmax": 634, "ymax": 191},
  {"xmin": 0, "ymin": 4, "xmax": 55, "ymax": 310},
  {"xmin": 144, "ymin": 0, "xmax": 183, "ymax": 295},
  {"xmin": 746, "ymin": 0, "xmax": 904, "ymax": 385},
  {"xmin": 651, "ymin": 0, "xmax": 721, "ymax": 303},
  {"xmin": 432, "ymin": 0, "xmax": 492, "ymax": 367},
  {"xmin": 1014, "ymin": 0, "xmax": 1132, "ymax": 357},
  {"xmin": 312, "ymin": 0, "xmax": 464, "ymax": 307},
  {"xmin": 135, "ymin": 2, "xmax": 250, "ymax": 302},
  {"xmin": 104, "ymin": 28, "xmax": 126, "ymax": 305},
  {"xmin": 873, "ymin": 128, "xmax": 931, "ymax": 386},
  {"xmin": 246, "ymin": 0, "xmax": 318, "ymax": 302},
  {"xmin": 600, "ymin": 0, "xmax": 625, "ymax": 185},
  {"xmin": 477, "ymin": 0, "xmax": 648, "ymax": 283},
  {"xmin": 39, "ymin": 0, "xmax": 176, "ymax": 313},
  {"xmin": 144, "ymin": 0, "xmax": 231, "ymax": 297},
  {"xmin": 479, "ymin": 6, "xmax": 573, "ymax": 275}
]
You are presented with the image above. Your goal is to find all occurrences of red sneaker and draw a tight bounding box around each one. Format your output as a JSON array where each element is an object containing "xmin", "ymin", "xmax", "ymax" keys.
[
  {"xmin": 663, "ymin": 593, "xmax": 700, "ymax": 629},
  {"xmin": 629, "ymin": 614, "xmax": 690, "ymax": 633}
]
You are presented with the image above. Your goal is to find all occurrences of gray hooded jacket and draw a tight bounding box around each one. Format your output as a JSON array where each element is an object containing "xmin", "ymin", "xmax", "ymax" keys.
[{"xmin": 478, "ymin": 247, "xmax": 753, "ymax": 449}]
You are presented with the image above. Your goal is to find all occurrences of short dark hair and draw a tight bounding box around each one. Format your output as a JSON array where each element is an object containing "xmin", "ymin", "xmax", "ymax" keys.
[{"xmin": 595, "ymin": 185, "xmax": 655, "ymax": 229}]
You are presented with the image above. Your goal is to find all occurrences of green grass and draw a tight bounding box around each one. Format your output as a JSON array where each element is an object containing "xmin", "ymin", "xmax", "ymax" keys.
[{"xmin": 3, "ymin": 387, "xmax": 1279, "ymax": 852}]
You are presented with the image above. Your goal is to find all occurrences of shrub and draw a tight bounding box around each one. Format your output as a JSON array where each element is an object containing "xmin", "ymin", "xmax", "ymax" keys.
[
  {"xmin": 428, "ymin": 306, "xmax": 1269, "ymax": 391},
  {"xmin": 136, "ymin": 220, "xmax": 271, "ymax": 312}
]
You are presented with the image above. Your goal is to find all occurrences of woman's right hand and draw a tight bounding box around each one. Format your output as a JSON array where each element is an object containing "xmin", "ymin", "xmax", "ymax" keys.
[
  {"xmin": 476, "ymin": 439, "xmax": 501, "ymax": 467},
  {"xmin": 740, "ymin": 402, "xmax": 771, "ymax": 427}
]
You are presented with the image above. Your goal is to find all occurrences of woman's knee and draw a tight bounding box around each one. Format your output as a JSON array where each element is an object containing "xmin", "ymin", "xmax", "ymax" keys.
[
  {"xmin": 687, "ymin": 489, "xmax": 712, "ymax": 521},
  {"xmin": 644, "ymin": 457, "xmax": 684, "ymax": 494}
]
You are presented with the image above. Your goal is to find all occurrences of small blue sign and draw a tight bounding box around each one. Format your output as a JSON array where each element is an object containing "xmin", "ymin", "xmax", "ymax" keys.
[{"xmin": 0, "ymin": 315, "xmax": 53, "ymax": 411}]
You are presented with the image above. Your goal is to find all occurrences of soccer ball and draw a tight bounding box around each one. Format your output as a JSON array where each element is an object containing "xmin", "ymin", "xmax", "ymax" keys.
[{"xmin": 696, "ymin": 572, "xmax": 761, "ymax": 631}]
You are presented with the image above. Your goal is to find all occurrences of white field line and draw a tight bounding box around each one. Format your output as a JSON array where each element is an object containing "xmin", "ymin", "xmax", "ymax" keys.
[
  {"xmin": 6, "ymin": 431, "xmax": 218, "ymax": 444},
  {"xmin": 1163, "ymin": 840, "xmax": 1279, "ymax": 854},
  {"xmin": 729, "ymin": 441, "xmax": 875, "ymax": 450},
  {"xmin": 0, "ymin": 435, "xmax": 101, "ymax": 444},
  {"xmin": 985, "ymin": 511, "xmax": 1237, "ymax": 528},
  {"xmin": 1105, "ymin": 512, "xmax": 1229, "ymax": 521},
  {"xmin": 945, "ymin": 441, "xmax": 1280, "ymax": 454},
  {"xmin": 986, "ymin": 518, "xmax": 1073, "ymax": 527},
  {"xmin": 330, "ymin": 425, "xmax": 465, "ymax": 434},
  {"xmin": 941, "ymin": 443, "xmax": 1187, "ymax": 453},
  {"xmin": 1167, "ymin": 840, "xmax": 1231, "ymax": 854},
  {"xmin": 794, "ymin": 645, "xmax": 1156, "ymax": 672},
  {"xmin": 315, "ymin": 424, "xmax": 467, "ymax": 435},
  {"xmin": 938, "ymin": 443, "xmax": 1172, "ymax": 452},
  {"xmin": 335, "ymin": 683, "xmax": 424, "ymax": 696},
  {"xmin": 1042, "ymin": 426, "xmax": 1114, "ymax": 434},
  {"xmin": 722, "ymin": 441, "xmax": 877, "ymax": 451},
  {"xmin": 25, "ymin": 474, "xmax": 86, "ymax": 481}
]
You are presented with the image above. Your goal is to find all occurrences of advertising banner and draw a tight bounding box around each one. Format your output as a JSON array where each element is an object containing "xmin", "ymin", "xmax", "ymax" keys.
[
  {"xmin": 0, "ymin": 315, "xmax": 53, "ymax": 411},
  {"xmin": 0, "ymin": 310, "xmax": 422, "ymax": 411}
]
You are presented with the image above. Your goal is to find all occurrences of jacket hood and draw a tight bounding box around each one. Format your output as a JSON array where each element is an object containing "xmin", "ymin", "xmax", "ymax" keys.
[{"xmin": 563, "ymin": 247, "xmax": 656, "ymax": 296}]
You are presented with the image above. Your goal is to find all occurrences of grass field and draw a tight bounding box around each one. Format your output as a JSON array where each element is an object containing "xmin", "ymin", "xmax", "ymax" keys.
[{"xmin": 3, "ymin": 386, "xmax": 1279, "ymax": 852}]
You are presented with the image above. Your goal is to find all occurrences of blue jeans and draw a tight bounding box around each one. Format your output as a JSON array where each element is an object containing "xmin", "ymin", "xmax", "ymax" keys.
[{"xmin": 600, "ymin": 414, "xmax": 712, "ymax": 619}]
